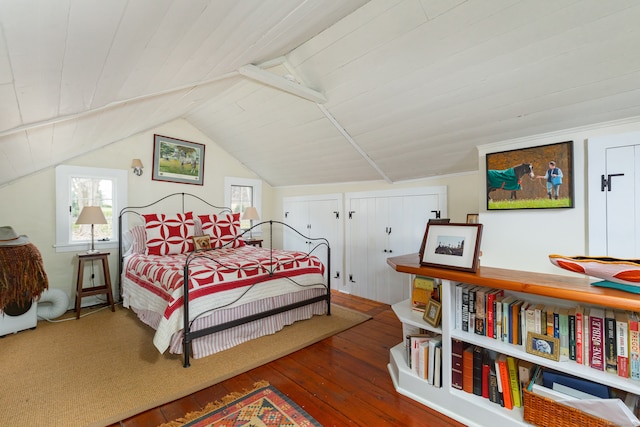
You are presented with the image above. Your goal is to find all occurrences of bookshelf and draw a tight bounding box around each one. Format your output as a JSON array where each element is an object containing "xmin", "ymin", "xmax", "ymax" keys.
[{"xmin": 387, "ymin": 253, "xmax": 640, "ymax": 427}]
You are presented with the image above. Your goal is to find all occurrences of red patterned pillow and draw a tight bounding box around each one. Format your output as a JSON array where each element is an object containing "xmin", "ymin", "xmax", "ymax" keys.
[
  {"xmin": 143, "ymin": 212, "xmax": 195, "ymax": 255},
  {"xmin": 198, "ymin": 212, "xmax": 245, "ymax": 248}
]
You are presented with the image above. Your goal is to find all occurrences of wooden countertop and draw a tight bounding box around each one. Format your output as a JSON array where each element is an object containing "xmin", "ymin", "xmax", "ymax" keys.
[{"xmin": 387, "ymin": 253, "xmax": 640, "ymax": 312}]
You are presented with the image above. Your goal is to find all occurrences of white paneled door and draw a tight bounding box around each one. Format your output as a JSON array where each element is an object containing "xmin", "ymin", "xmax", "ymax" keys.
[
  {"xmin": 282, "ymin": 194, "xmax": 344, "ymax": 292},
  {"xmin": 346, "ymin": 187, "xmax": 447, "ymax": 305},
  {"xmin": 588, "ymin": 132, "xmax": 640, "ymax": 257}
]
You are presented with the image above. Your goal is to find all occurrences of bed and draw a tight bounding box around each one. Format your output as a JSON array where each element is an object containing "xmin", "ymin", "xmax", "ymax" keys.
[{"xmin": 118, "ymin": 193, "xmax": 331, "ymax": 367}]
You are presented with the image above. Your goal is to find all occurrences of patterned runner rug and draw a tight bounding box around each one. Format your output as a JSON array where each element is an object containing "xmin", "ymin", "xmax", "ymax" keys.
[{"xmin": 160, "ymin": 381, "xmax": 321, "ymax": 427}]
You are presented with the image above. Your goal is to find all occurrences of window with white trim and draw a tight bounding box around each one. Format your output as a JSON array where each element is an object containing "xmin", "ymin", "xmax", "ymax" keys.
[
  {"xmin": 224, "ymin": 177, "xmax": 262, "ymax": 233},
  {"xmin": 55, "ymin": 165, "xmax": 127, "ymax": 252}
]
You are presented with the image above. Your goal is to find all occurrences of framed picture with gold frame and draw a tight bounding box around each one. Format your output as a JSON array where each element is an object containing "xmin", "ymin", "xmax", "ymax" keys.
[
  {"xmin": 192, "ymin": 235, "xmax": 211, "ymax": 250},
  {"xmin": 526, "ymin": 331, "xmax": 560, "ymax": 361},
  {"xmin": 423, "ymin": 298, "xmax": 442, "ymax": 328}
]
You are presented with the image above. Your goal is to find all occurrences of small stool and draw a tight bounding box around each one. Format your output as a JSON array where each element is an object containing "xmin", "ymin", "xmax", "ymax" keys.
[{"xmin": 75, "ymin": 252, "xmax": 115, "ymax": 319}]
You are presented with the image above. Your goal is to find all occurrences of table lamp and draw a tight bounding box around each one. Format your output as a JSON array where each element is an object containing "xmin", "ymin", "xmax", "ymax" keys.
[
  {"xmin": 76, "ymin": 206, "xmax": 107, "ymax": 253},
  {"xmin": 242, "ymin": 207, "xmax": 259, "ymax": 239}
]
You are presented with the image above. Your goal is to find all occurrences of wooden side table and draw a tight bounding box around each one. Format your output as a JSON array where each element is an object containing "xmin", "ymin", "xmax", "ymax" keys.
[
  {"xmin": 245, "ymin": 239, "xmax": 263, "ymax": 247},
  {"xmin": 75, "ymin": 252, "xmax": 115, "ymax": 319}
]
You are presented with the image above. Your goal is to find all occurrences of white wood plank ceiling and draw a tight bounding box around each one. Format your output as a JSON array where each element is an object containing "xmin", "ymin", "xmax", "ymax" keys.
[{"xmin": 1, "ymin": 0, "xmax": 640, "ymax": 187}]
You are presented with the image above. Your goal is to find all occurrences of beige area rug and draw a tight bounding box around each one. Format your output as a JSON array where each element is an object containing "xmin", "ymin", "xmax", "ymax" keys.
[{"xmin": 0, "ymin": 304, "xmax": 369, "ymax": 427}]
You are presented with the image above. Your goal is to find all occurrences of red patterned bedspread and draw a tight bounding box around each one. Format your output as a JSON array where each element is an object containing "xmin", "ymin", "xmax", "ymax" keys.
[{"xmin": 123, "ymin": 245, "xmax": 326, "ymax": 353}]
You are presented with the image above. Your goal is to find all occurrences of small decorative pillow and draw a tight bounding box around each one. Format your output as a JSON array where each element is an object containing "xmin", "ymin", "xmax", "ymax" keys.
[
  {"xmin": 198, "ymin": 212, "xmax": 245, "ymax": 248},
  {"xmin": 130, "ymin": 225, "xmax": 147, "ymax": 254},
  {"xmin": 143, "ymin": 212, "xmax": 195, "ymax": 255}
]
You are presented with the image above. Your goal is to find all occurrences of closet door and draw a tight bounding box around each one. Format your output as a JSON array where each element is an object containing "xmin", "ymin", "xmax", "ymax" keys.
[
  {"xmin": 282, "ymin": 199, "xmax": 310, "ymax": 253},
  {"xmin": 588, "ymin": 132, "xmax": 640, "ymax": 257},
  {"xmin": 345, "ymin": 187, "xmax": 447, "ymax": 305},
  {"xmin": 308, "ymin": 199, "xmax": 342, "ymax": 290},
  {"xmin": 283, "ymin": 195, "xmax": 344, "ymax": 292},
  {"xmin": 346, "ymin": 197, "xmax": 374, "ymax": 299}
]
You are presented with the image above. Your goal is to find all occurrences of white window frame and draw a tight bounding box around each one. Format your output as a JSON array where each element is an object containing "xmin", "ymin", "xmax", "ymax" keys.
[
  {"xmin": 224, "ymin": 176, "xmax": 262, "ymax": 235},
  {"xmin": 55, "ymin": 165, "xmax": 128, "ymax": 253}
]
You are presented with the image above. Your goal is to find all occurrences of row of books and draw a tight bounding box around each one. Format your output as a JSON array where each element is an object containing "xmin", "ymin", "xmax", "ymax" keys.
[
  {"xmin": 406, "ymin": 332, "xmax": 442, "ymax": 387},
  {"xmin": 451, "ymin": 338, "xmax": 533, "ymax": 410},
  {"xmin": 454, "ymin": 283, "xmax": 640, "ymax": 379}
]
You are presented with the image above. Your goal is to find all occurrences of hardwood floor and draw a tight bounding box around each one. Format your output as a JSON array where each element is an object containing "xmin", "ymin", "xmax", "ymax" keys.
[{"xmin": 109, "ymin": 292, "xmax": 464, "ymax": 427}]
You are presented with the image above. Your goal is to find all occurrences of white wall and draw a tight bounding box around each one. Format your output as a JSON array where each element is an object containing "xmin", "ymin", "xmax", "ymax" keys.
[
  {"xmin": 6, "ymin": 114, "xmax": 640, "ymax": 308},
  {"xmin": 0, "ymin": 119, "xmax": 270, "ymax": 307},
  {"xmin": 478, "ymin": 117, "xmax": 640, "ymax": 276}
]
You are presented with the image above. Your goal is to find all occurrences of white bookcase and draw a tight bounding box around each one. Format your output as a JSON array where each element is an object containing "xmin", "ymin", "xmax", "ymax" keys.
[{"xmin": 387, "ymin": 253, "xmax": 640, "ymax": 427}]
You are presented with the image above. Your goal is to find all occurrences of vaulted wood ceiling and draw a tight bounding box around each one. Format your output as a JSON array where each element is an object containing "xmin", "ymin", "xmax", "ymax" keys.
[{"xmin": 1, "ymin": 0, "xmax": 639, "ymax": 187}]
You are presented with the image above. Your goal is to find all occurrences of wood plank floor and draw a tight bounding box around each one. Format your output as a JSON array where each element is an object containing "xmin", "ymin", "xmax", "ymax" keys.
[{"xmin": 109, "ymin": 292, "xmax": 464, "ymax": 427}]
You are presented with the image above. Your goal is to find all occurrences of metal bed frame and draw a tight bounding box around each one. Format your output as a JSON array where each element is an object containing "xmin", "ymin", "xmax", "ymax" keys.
[{"xmin": 118, "ymin": 192, "xmax": 331, "ymax": 367}]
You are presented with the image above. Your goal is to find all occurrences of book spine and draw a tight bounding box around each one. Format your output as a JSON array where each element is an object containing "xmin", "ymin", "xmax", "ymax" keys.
[
  {"xmin": 546, "ymin": 306, "xmax": 555, "ymax": 337},
  {"xmin": 617, "ymin": 315, "xmax": 629, "ymax": 378},
  {"xmin": 482, "ymin": 349, "xmax": 490, "ymax": 398},
  {"xmin": 630, "ymin": 317, "xmax": 640, "ymax": 380},
  {"xmin": 495, "ymin": 299, "xmax": 503, "ymax": 341},
  {"xmin": 463, "ymin": 346, "xmax": 474, "ymax": 393},
  {"xmin": 584, "ymin": 311, "xmax": 590, "ymax": 366},
  {"xmin": 568, "ymin": 309, "xmax": 576, "ymax": 361},
  {"xmin": 451, "ymin": 339, "xmax": 464, "ymax": 390},
  {"xmin": 497, "ymin": 356, "xmax": 513, "ymax": 409},
  {"xmin": 525, "ymin": 304, "xmax": 535, "ymax": 343},
  {"xmin": 469, "ymin": 288, "xmax": 477, "ymax": 335},
  {"xmin": 590, "ymin": 311, "xmax": 605, "ymax": 371},
  {"xmin": 475, "ymin": 289, "xmax": 486, "ymax": 336},
  {"xmin": 575, "ymin": 309, "xmax": 583, "ymax": 364},
  {"xmin": 455, "ymin": 285, "xmax": 464, "ymax": 330},
  {"xmin": 506, "ymin": 356, "xmax": 521, "ymax": 408},
  {"xmin": 472, "ymin": 346, "xmax": 483, "ymax": 396},
  {"xmin": 605, "ymin": 310, "xmax": 617, "ymax": 374},
  {"xmin": 534, "ymin": 305, "xmax": 542, "ymax": 334},
  {"xmin": 559, "ymin": 309, "xmax": 569, "ymax": 359},
  {"xmin": 486, "ymin": 290, "xmax": 496, "ymax": 339},
  {"xmin": 488, "ymin": 371, "xmax": 499, "ymax": 404},
  {"xmin": 461, "ymin": 287, "xmax": 470, "ymax": 332}
]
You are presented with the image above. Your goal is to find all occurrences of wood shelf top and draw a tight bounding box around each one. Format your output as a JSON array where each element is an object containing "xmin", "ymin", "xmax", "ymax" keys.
[{"xmin": 387, "ymin": 253, "xmax": 640, "ymax": 312}]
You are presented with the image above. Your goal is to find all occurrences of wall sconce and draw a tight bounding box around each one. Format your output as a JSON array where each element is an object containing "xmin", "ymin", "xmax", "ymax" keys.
[{"xmin": 131, "ymin": 159, "xmax": 143, "ymax": 176}]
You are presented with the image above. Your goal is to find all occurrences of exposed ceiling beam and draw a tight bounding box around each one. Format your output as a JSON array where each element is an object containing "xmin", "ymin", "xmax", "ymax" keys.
[
  {"xmin": 0, "ymin": 71, "xmax": 240, "ymax": 138},
  {"xmin": 317, "ymin": 104, "xmax": 392, "ymax": 184},
  {"xmin": 238, "ymin": 64, "xmax": 327, "ymax": 104}
]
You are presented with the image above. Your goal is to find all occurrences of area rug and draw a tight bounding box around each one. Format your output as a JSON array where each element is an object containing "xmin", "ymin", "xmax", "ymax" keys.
[
  {"xmin": 0, "ymin": 304, "xmax": 369, "ymax": 427},
  {"xmin": 159, "ymin": 381, "xmax": 321, "ymax": 427}
]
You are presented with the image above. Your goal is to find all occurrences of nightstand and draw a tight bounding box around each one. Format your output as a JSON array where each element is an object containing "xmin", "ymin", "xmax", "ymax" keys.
[
  {"xmin": 75, "ymin": 252, "xmax": 115, "ymax": 319},
  {"xmin": 245, "ymin": 239, "xmax": 263, "ymax": 247}
]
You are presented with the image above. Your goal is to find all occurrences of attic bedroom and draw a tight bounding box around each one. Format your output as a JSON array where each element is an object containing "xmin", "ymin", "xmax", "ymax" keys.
[{"xmin": 2, "ymin": 1, "xmax": 640, "ymax": 426}]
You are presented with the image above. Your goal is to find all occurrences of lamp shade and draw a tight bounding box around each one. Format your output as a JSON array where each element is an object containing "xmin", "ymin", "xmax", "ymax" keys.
[
  {"xmin": 131, "ymin": 159, "xmax": 143, "ymax": 169},
  {"xmin": 76, "ymin": 206, "xmax": 107, "ymax": 225},
  {"xmin": 242, "ymin": 207, "xmax": 260, "ymax": 221}
]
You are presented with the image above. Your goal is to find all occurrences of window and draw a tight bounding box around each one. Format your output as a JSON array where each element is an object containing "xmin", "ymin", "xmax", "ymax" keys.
[
  {"xmin": 55, "ymin": 165, "xmax": 127, "ymax": 252},
  {"xmin": 224, "ymin": 177, "xmax": 262, "ymax": 233}
]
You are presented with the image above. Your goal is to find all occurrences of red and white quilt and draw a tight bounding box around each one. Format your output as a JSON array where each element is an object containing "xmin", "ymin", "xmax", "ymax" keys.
[{"xmin": 122, "ymin": 245, "xmax": 326, "ymax": 353}]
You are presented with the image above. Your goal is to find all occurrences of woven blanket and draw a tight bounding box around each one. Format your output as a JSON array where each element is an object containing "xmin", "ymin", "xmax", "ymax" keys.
[
  {"xmin": 0, "ymin": 243, "xmax": 48, "ymax": 310},
  {"xmin": 487, "ymin": 168, "xmax": 521, "ymax": 191}
]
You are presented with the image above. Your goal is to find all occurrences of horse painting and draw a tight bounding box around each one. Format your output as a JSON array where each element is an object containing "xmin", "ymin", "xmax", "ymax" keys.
[{"xmin": 487, "ymin": 163, "xmax": 535, "ymax": 201}]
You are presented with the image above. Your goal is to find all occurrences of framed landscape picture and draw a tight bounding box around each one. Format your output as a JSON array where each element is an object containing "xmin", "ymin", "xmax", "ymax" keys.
[
  {"xmin": 486, "ymin": 141, "xmax": 574, "ymax": 210},
  {"xmin": 419, "ymin": 223, "xmax": 483, "ymax": 273},
  {"xmin": 152, "ymin": 134, "xmax": 205, "ymax": 185}
]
